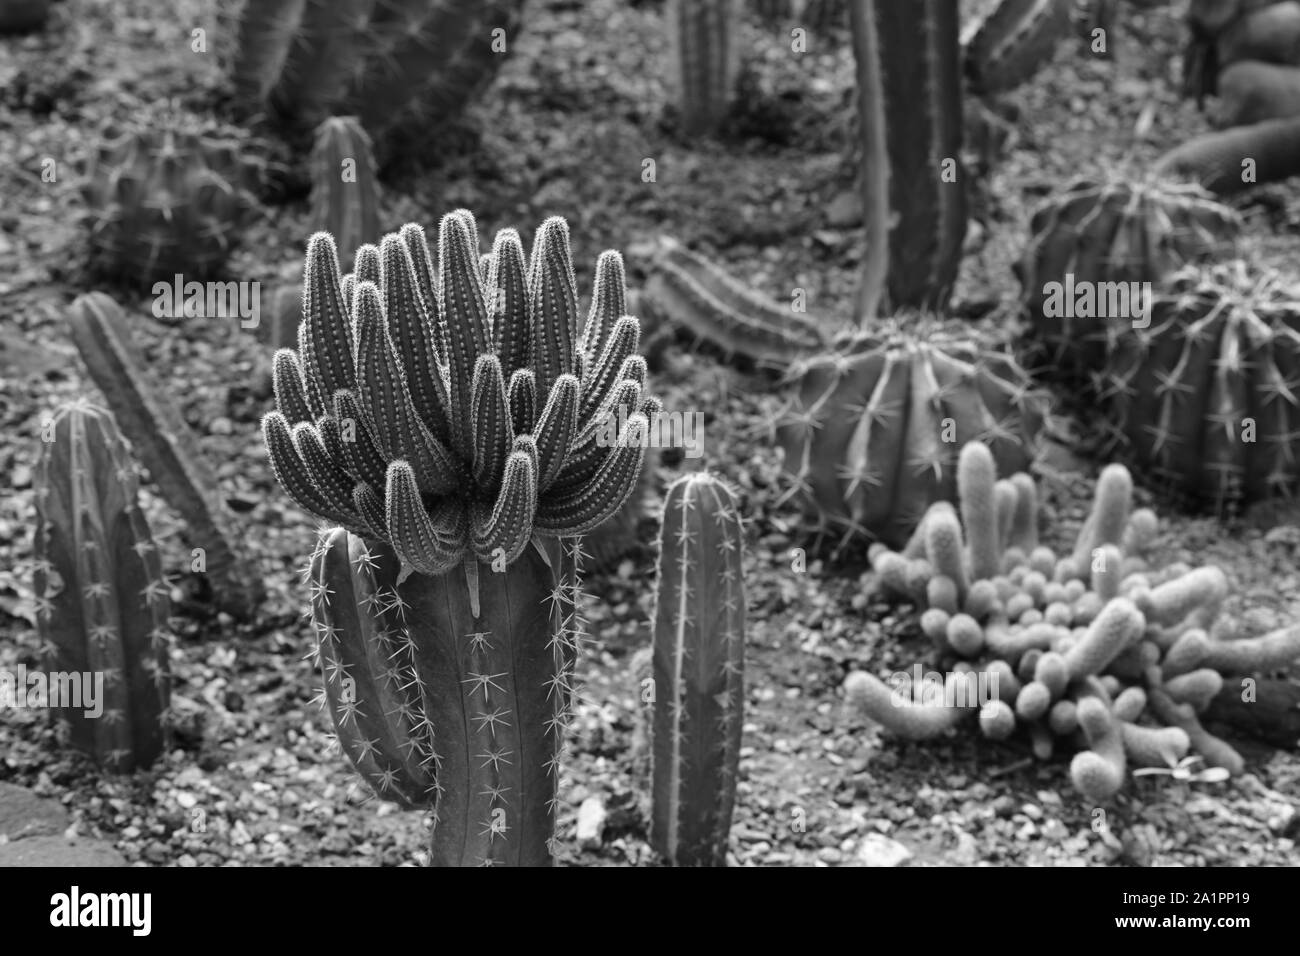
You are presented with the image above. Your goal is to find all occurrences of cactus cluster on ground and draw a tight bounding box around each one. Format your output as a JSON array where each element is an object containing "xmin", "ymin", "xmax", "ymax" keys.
[
  {"xmin": 649, "ymin": 473, "xmax": 746, "ymax": 867},
  {"xmin": 33, "ymin": 400, "xmax": 172, "ymax": 773},
  {"xmin": 851, "ymin": 441, "xmax": 1300, "ymax": 801},
  {"xmin": 776, "ymin": 322, "xmax": 1050, "ymax": 549},
  {"xmin": 79, "ymin": 108, "xmax": 265, "ymax": 287}
]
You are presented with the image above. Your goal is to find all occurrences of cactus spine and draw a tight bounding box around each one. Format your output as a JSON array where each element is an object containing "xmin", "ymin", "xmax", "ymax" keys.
[
  {"xmin": 669, "ymin": 0, "xmax": 741, "ymax": 136},
  {"xmin": 308, "ymin": 117, "xmax": 381, "ymax": 274},
  {"xmin": 269, "ymin": 210, "xmax": 658, "ymax": 864},
  {"xmin": 650, "ymin": 473, "xmax": 745, "ymax": 867},
  {"xmin": 33, "ymin": 401, "xmax": 171, "ymax": 771},
  {"xmin": 68, "ymin": 293, "xmax": 265, "ymax": 619}
]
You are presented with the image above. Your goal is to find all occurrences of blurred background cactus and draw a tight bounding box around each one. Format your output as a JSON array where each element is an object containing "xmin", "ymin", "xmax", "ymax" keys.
[
  {"xmin": 650, "ymin": 473, "xmax": 746, "ymax": 867},
  {"xmin": 0, "ymin": 0, "xmax": 49, "ymax": 33},
  {"xmin": 33, "ymin": 400, "xmax": 172, "ymax": 773},
  {"xmin": 307, "ymin": 117, "xmax": 382, "ymax": 274},
  {"xmin": 79, "ymin": 106, "xmax": 266, "ymax": 288},
  {"xmin": 667, "ymin": 0, "xmax": 741, "ymax": 137}
]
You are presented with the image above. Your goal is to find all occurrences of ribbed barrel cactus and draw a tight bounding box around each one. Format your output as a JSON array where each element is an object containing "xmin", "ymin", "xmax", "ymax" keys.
[
  {"xmin": 1098, "ymin": 261, "xmax": 1300, "ymax": 510},
  {"xmin": 264, "ymin": 210, "xmax": 659, "ymax": 865},
  {"xmin": 776, "ymin": 322, "xmax": 1050, "ymax": 549}
]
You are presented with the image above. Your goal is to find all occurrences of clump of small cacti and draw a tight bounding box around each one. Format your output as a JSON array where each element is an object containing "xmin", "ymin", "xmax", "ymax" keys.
[
  {"xmin": 308, "ymin": 117, "xmax": 381, "ymax": 274},
  {"xmin": 79, "ymin": 109, "xmax": 264, "ymax": 286},
  {"xmin": 852, "ymin": 442, "xmax": 1300, "ymax": 801},
  {"xmin": 68, "ymin": 293, "xmax": 266, "ymax": 619},
  {"xmin": 268, "ymin": 210, "xmax": 658, "ymax": 865},
  {"xmin": 229, "ymin": 0, "xmax": 526, "ymax": 140},
  {"xmin": 776, "ymin": 322, "xmax": 1049, "ymax": 550},
  {"xmin": 1097, "ymin": 261, "xmax": 1300, "ymax": 510},
  {"xmin": 649, "ymin": 473, "xmax": 745, "ymax": 867},
  {"xmin": 33, "ymin": 400, "xmax": 172, "ymax": 772},
  {"xmin": 1016, "ymin": 175, "xmax": 1241, "ymax": 380},
  {"xmin": 962, "ymin": 0, "xmax": 1076, "ymax": 95}
]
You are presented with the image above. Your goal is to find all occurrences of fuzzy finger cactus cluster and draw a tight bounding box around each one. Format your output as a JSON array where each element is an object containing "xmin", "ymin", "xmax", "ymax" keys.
[
  {"xmin": 649, "ymin": 473, "xmax": 746, "ymax": 868},
  {"xmin": 776, "ymin": 322, "xmax": 1049, "ymax": 549},
  {"xmin": 230, "ymin": 0, "xmax": 526, "ymax": 138},
  {"xmin": 33, "ymin": 400, "xmax": 172, "ymax": 772},
  {"xmin": 852, "ymin": 442, "xmax": 1300, "ymax": 801},
  {"xmin": 308, "ymin": 117, "xmax": 381, "ymax": 274},
  {"xmin": 79, "ymin": 109, "xmax": 264, "ymax": 287},
  {"xmin": 1016, "ymin": 175, "xmax": 1242, "ymax": 380},
  {"xmin": 1097, "ymin": 261, "xmax": 1300, "ymax": 510}
]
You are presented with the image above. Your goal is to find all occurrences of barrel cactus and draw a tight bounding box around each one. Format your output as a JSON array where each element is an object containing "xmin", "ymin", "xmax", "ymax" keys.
[
  {"xmin": 80, "ymin": 109, "xmax": 264, "ymax": 287},
  {"xmin": 776, "ymin": 322, "xmax": 1050, "ymax": 549},
  {"xmin": 33, "ymin": 400, "xmax": 172, "ymax": 772},
  {"xmin": 265, "ymin": 210, "xmax": 659, "ymax": 865},
  {"xmin": 650, "ymin": 473, "xmax": 746, "ymax": 867},
  {"xmin": 1097, "ymin": 260, "xmax": 1300, "ymax": 510},
  {"xmin": 229, "ymin": 0, "xmax": 526, "ymax": 139},
  {"xmin": 1016, "ymin": 176, "xmax": 1241, "ymax": 379}
]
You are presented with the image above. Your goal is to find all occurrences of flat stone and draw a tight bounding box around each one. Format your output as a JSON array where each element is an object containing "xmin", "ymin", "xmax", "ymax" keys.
[
  {"xmin": 854, "ymin": 833, "xmax": 913, "ymax": 867},
  {"xmin": 0, "ymin": 835, "xmax": 127, "ymax": 867},
  {"xmin": 0, "ymin": 783, "xmax": 69, "ymax": 841}
]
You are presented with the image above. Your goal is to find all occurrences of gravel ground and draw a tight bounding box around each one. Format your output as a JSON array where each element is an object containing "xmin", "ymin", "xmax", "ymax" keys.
[{"xmin": 0, "ymin": 0, "xmax": 1297, "ymax": 866}]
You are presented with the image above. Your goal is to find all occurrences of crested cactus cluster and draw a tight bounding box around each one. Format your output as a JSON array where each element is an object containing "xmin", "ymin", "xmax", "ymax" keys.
[
  {"xmin": 266, "ymin": 210, "xmax": 658, "ymax": 864},
  {"xmin": 650, "ymin": 473, "xmax": 746, "ymax": 867},
  {"xmin": 1097, "ymin": 261, "xmax": 1300, "ymax": 510},
  {"xmin": 79, "ymin": 109, "xmax": 263, "ymax": 286},
  {"xmin": 68, "ymin": 293, "xmax": 266, "ymax": 619},
  {"xmin": 668, "ymin": 0, "xmax": 741, "ymax": 136},
  {"xmin": 776, "ymin": 323, "xmax": 1049, "ymax": 549},
  {"xmin": 962, "ymin": 0, "xmax": 1076, "ymax": 95},
  {"xmin": 230, "ymin": 0, "xmax": 526, "ymax": 138},
  {"xmin": 308, "ymin": 117, "xmax": 381, "ymax": 274},
  {"xmin": 852, "ymin": 444, "xmax": 1300, "ymax": 800},
  {"xmin": 33, "ymin": 400, "xmax": 172, "ymax": 772},
  {"xmin": 264, "ymin": 211, "xmax": 659, "ymax": 574},
  {"xmin": 1016, "ymin": 176, "xmax": 1242, "ymax": 379}
]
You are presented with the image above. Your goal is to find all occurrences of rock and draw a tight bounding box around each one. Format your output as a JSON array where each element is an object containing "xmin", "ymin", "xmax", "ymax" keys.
[
  {"xmin": 854, "ymin": 833, "xmax": 913, "ymax": 867},
  {"xmin": 0, "ymin": 835, "xmax": 127, "ymax": 867},
  {"xmin": 576, "ymin": 796, "xmax": 606, "ymax": 850},
  {"xmin": 825, "ymin": 190, "xmax": 862, "ymax": 228},
  {"xmin": 0, "ymin": 783, "xmax": 69, "ymax": 841}
]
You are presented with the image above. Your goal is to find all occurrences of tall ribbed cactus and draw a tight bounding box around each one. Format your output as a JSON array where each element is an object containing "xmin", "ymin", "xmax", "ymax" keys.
[
  {"xmin": 308, "ymin": 117, "xmax": 381, "ymax": 274},
  {"xmin": 1098, "ymin": 261, "xmax": 1300, "ymax": 509},
  {"xmin": 266, "ymin": 210, "xmax": 659, "ymax": 865},
  {"xmin": 962, "ymin": 0, "xmax": 1075, "ymax": 95},
  {"xmin": 33, "ymin": 400, "xmax": 171, "ymax": 772},
  {"xmin": 650, "ymin": 473, "xmax": 745, "ymax": 867},
  {"xmin": 79, "ymin": 109, "xmax": 263, "ymax": 286},
  {"xmin": 777, "ymin": 322, "xmax": 1050, "ymax": 548},
  {"xmin": 668, "ymin": 0, "xmax": 741, "ymax": 136},
  {"xmin": 851, "ymin": 0, "xmax": 966, "ymax": 315},
  {"xmin": 229, "ymin": 0, "xmax": 527, "ymax": 138},
  {"xmin": 68, "ymin": 293, "xmax": 266, "ymax": 619}
]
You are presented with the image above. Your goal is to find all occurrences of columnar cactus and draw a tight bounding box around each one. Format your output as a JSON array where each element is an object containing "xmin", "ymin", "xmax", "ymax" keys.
[
  {"xmin": 33, "ymin": 400, "xmax": 171, "ymax": 772},
  {"xmin": 308, "ymin": 117, "xmax": 381, "ymax": 274},
  {"xmin": 1016, "ymin": 176, "xmax": 1241, "ymax": 379},
  {"xmin": 1098, "ymin": 261, "xmax": 1300, "ymax": 510},
  {"xmin": 639, "ymin": 237, "xmax": 829, "ymax": 369},
  {"xmin": 962, "ymin": 0, "xmax": 1076, "ymax": 95},
  {"xmin": 230, "ymin": 0, "xmax": 527, "ymax": 138},
  {"xmin": 79, "ymin": 109, "xmax": 264, "ymax": 286},
  {"xmin": 777, "ymin": 323, "xmax": 1049, "ymax": 549},
  {"xmin": 1155, "ymin": 115, "xmax": 1300, "ymax": 194},
  {"xmin": 649, "ymin": 473, "xmax": 746, "ymax": 867},
  {"xmin": 668, "ymin": 0, "xmax": 741, "ymax": 136},
  {"xmin": 851, "ymin": 0, "xmax": 967, "ymax": 313},
  {"xmin": 68, "ymin": 293, "xmax": 266, "ymax": 619},
  {"xmin": 266, "ymin": 210, "xmax": 658, "ymax": 865}
]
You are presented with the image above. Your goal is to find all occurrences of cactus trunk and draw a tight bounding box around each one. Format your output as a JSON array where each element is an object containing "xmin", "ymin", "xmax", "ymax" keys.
[
  {"xmin": 34, "ymin": 401, "xmax": 171, "ymax": 772},
  {"xmin": 669, "ymin": 0, "xmax": 741, "ymax": 136},
  {"xmin": 650, "ymin": 473, "xmax": 745, "ymax": 867}
]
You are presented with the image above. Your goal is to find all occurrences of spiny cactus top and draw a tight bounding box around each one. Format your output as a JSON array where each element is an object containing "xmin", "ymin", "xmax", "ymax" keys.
[{"xmin": 264, "ymin": 211, "xmax": 661, "ymax": 577}]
